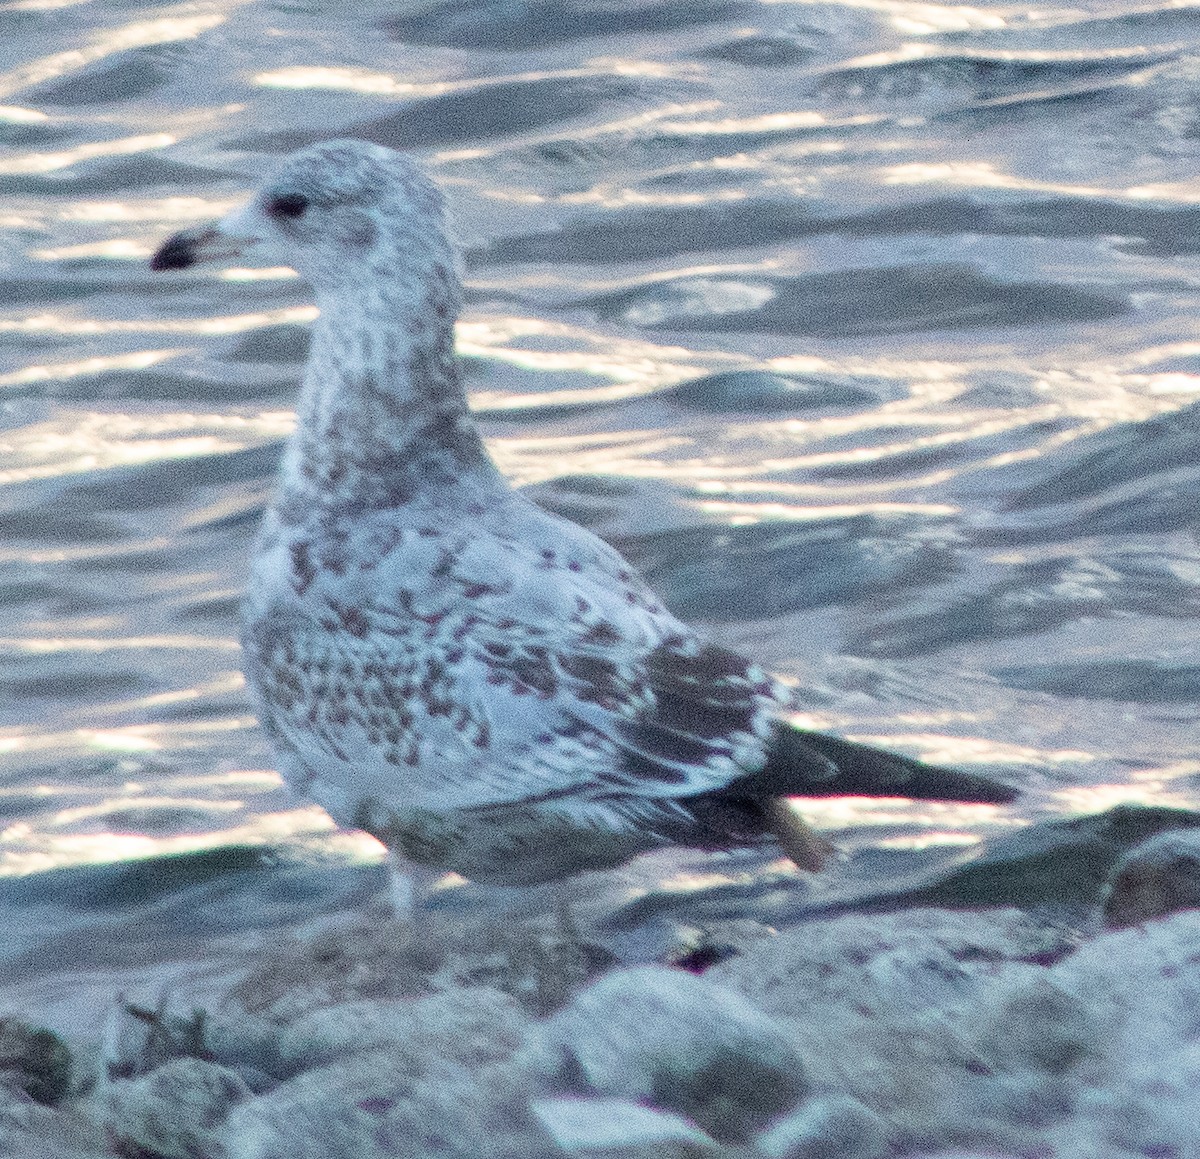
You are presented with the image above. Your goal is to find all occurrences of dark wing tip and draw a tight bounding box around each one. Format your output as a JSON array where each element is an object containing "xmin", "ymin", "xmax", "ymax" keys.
[
  {"xmin": 758, "ymin": 726, "xmax": 1021, "ymax": 804},
  {"xmin": 900, "ymin": 762, "xmax": 1020, "ymax": 805}
]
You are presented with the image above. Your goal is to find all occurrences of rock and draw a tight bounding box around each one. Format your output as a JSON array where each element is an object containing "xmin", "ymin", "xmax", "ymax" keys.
[
  {"xmin": 972, "ymin": 976, "xmax": 1096, "ymax": 1076},
  {"xmin": 1051, "ymin": 908, "xmax": 1200, "ymax": 1059},
  {"xmin": 0, "ymin": 1018, "xmax": 72, "ymax": 1105},
  {"xmin": 1091, "ymin": 1040, "xmax": 1200, "ymax": 1157},
  {"xmin": 0, "ymin": 1086, "xmax": 104, "ymax": 1158},
  {"xmin": 1102, "ymin": 828, "xmax": 1200, "ymax": 928},
  {"xmin": 276, "ymin": 988, "xmax": 528, "ymax": 1076},
  {"xmin": 225, "ymin": 914, "xmax": 421, "ymax": 1021},
  {"xmin": 708, "ymin": 909, "xmax": 1095, "ymax": 1152},
  {"xmin": 709, "ymin": 909, "xmax": 1063, "ymax": 1026},
  {"xmin": 894, "ymin": 1154, "xmax": 1021, "ymax": 1159},
  {"xmin": 531, "ymin": 1096, "xmax": 723, "ymax": 1156},
  {"xmin": 756, "ymin": 1095, "xmax": 887, "ymax": 1159},
  {"xmin": 229, "ymin": 908, "xmax": 607, "ymax": 1021},
  {"xmin": 222, "ymin": 1052, "xmax": 559, "ymax": 1159},
  {"xmin": 782, "ymin": 804, "xmax": 1200, "ymax": 920},
  {"xmin": 106, "ymin": 1057, "xmax": 250, "ymax": 1159},
  {"xmin": 201, "ymin": 1015, "xmax": 287, "ymax": 1090},
  {"xmin": 522, "ymin": 965, "xmax": 808, "ymax": 1143}
]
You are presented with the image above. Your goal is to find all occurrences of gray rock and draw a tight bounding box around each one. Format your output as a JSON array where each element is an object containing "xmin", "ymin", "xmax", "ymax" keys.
[
  {"xmin": 276, "ymin": 988, "xmax": 528, "ymax": 1076},
  {"xmin": 1050, "ymin": 909, "xmax": 1200, "ymax": 1064},
  {"xmin": 710, "ymin": 909, "xmax": 1068, "ymax": 1024},
  {"xmin": 973, "ymin": 976, "xmax": 1097, "ymax": 1076},
  {"xmin": 756, "ymin": 1095, "xmax": 887, "ymax": 1159},
  {"xmin": 0, "ymin": 1018, "xmax": 72, "ymax": 1106},
  {"xmin": 531, "ymin": 1096, "xmax": 723, "ymax": 1156},
  {"xmin": 106, "ymin": 1057, "xmax": 250, "ymax": 1159},
  {"xmin": 893, "ymin": 1154, "xmax": 1022, "ymax": 1159},
  {"xmin": 1103, "ymin": 828, "xmax": 1200, "ymax": 928},
  {"xmin": 0, "ymin": 1086, "xmax": 104, "ymax": 1158},
  {"xmin": 1091, "ymin": 1040, "xmax": 1200, "ymax": 1156},
  {"xmin": 707, "ymin": 910, "xmax": 1097, "ymax": 1151},
  {"xmin": 222, "ymin": 1051, "xmax": 559, "ymax": 1159},
  {"xmin": 228, "ymin": 908, "xmax": 606, "ymax": 1021},
  {"xmin": 202, "ymin": 1012, "xmax": 290, "ymax": 1084},
  {"xmin": 522, "ymin": 965, "xmax": 808, "ymax": 1143}
]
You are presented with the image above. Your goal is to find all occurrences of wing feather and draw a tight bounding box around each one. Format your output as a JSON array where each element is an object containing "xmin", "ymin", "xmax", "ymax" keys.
[{"xmin": 545, "ymin": 638, "xmax": 790, "ymax": 800}]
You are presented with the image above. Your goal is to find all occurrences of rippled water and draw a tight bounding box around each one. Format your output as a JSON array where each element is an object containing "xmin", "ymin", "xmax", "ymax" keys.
[{"xmin": 4, "ymin": 0, "xmax": 1200, "ymax": 978}]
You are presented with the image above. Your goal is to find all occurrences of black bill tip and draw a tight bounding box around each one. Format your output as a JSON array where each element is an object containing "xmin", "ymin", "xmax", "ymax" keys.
[
  {"xmin": 150, "ymin": 233, "xmax": 197, "ymax": 272},
  {"xmin": 149, "ymin": 228, "xmax": 215, "ymax": 272}
]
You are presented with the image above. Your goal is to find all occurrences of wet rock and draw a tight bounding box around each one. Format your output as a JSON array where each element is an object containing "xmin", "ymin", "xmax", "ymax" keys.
[
  {"xmin": 660, "ymin": 370, "xmax": 879, "ymax": 414},
  {"xmin": 781, "ymin": 804, "xmax": 1200, "ymax": 922},
  {"xmin": 1103, "ymin": 828, "xmax": 1200, "ymax": 927},
  {"xmin": 756, "ymin": 1095, "xmax": 887, "ymax": 1159},
  {"xmin": 0, "ymin": 1018, "xmax": 72, "ymax": 1105},
  {"xmin": 522, "ymin": 965, "xmax": 809, "ymax": 1143},
  {"xmin": 106, "ymin": 1057, "xmax": 250, "ymax": 1159}
]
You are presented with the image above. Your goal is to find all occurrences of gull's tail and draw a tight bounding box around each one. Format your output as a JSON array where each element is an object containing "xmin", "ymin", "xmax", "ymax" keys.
[
  {"xmin": 710, "ymin": 724, "xmax": 1019, "ymax": 872},
  {"xmin": 753, "ymin": 724, "xmax": 1020, "ymax": 805},
  {"xmin": 678, "ymin": 710, "xmax": 1019, "ymax": 871}
]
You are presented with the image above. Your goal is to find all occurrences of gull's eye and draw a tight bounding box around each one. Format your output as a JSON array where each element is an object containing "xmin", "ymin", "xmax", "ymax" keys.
[{"xmin": 266, "ymin": 193, "xmax": 309, "ymax": 220}]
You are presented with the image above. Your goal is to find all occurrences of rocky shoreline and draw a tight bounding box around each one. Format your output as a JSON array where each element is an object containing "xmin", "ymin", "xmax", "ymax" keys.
[{"xmin": 5, "ymin": 810, "xmax": 1200, "ymax": 1159}]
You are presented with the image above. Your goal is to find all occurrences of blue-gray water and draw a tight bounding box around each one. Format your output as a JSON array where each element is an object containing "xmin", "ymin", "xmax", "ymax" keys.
[{"xmin": 3, "ymin": 0, "xmax": 1200, "ymax": 979}]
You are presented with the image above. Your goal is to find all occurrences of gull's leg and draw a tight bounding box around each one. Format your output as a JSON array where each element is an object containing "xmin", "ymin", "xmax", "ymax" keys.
[
  {"xmin": 387, "ymin": 851, "xmax": 446, "ymax": 964},
  {"xmin": 552, "ymin": 883, "xmax": 581, "ymax": 949},
  {"xmin": 387, "ymin": 850, "xmax": 426, "ymax": 921},
  {"xmin": 505, "ymin": 881, "xmax": 591, "ymax": 1014}
]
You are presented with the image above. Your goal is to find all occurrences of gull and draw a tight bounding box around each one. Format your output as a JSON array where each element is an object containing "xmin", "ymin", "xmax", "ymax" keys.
[{"xmin": 151, "ymin": 140, "xmax": 1015, "ymax": 910}]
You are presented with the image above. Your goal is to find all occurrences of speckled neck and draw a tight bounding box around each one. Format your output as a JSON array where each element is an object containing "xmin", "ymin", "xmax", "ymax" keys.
[{"xmin": 276, "ymin": 261, "xmax": 500, "ymax": 517}]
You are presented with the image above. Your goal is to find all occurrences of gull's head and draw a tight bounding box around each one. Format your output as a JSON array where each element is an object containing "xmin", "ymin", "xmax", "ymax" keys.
[{"xmin": 150, "ymin": 139, "xmax": 456, "ymax": 296}]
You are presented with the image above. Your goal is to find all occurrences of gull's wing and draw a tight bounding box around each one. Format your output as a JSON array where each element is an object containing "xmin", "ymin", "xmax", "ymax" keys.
[{"xmin": 245, "ymin": 493, "xmax": 791, "ymax": 810}]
